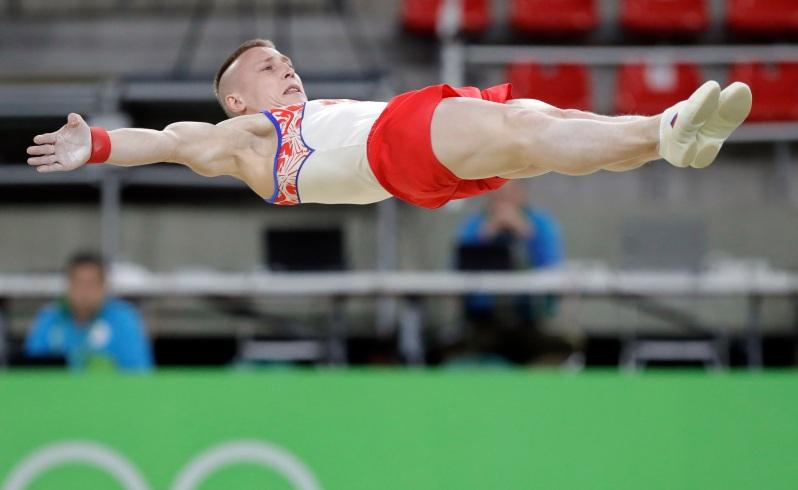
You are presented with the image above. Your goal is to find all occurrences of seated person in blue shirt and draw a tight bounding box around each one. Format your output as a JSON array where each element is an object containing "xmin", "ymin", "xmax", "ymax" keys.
[
  {"xmin": 24, "ymin": 251, "xmax": 153, "ymax": 372},
  {"xmin": 453, "ymin": 181, "xmax": 566, "ymax": 364}
]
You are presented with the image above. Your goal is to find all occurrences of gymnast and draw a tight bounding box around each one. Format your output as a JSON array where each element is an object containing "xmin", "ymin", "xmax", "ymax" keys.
[{"xmin": 27, "ymin": 39, "xmax": 752, "ymax": 209}]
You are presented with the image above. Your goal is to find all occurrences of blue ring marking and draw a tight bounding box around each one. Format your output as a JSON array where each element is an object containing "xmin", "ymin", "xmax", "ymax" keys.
[{"xmin": 260, "ymin": 110, "xmax": 282, "ymax": 204}]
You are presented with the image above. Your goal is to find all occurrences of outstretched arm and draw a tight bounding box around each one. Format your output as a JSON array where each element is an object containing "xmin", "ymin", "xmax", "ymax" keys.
[{"xmin": 26, "ymin": 113, "xmax": 255, "ymax": 178}]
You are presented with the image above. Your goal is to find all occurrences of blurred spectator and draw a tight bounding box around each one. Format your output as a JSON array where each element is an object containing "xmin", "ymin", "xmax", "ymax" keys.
[
  {"xmin": 449, "ymin": 181, "xmax": 568, "ymax": 365},
  {"xmin": 24, "ymin": 252, "xmax": 153, "ymax": 372}
]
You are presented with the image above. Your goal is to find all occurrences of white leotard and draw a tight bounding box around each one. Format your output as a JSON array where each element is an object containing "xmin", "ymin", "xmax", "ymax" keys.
[{"xmin": 261, "ymin": 99, "xmax": 392, "ymax": 206}]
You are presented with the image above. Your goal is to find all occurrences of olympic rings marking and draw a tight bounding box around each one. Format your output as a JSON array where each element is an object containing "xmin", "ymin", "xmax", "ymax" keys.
[
  {"xmin": 1, "ymin": 439, "xmax": 322, "ymax": 490},
  {"xmin": 1, "ymin": 441, "xmax": 148, "ymax": 490},
  {"xmin": 171, "ymin": 440, "xmax": 321, "ymax": 490}
]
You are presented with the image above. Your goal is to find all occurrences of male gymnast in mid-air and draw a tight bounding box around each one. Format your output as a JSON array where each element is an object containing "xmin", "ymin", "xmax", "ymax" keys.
[{"xmin": 27, "ymin": 39, "xmax": 752, "ymax": 209}]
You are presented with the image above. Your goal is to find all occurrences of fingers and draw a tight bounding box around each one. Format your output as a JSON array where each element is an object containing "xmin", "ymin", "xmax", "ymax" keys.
[
  {"xmin": 27, "ymin": 154, "xmax": 59, "ymax": 166},
  {"xmin": 27, "ymin": 142, "xmax": 57, "ymax": 165},
  {"xmin": 67, "ymin": 112, "xmax": 85, "ymax": 128},
  {"xmin": 27, "ymin": 144, "xmax": 54, "ymax": 156},
  {"xmin": 33, "ymin": 132, "xmax": 56, "ymax": 145}
]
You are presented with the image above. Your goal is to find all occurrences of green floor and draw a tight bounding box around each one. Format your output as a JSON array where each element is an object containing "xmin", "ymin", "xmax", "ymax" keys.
[{"xmin": 1, "ymin": 370, "xmax": 797, "ymax": 490}]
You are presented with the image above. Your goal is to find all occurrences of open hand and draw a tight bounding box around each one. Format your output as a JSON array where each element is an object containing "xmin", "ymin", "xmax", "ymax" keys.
[{"xmin": 27, "ymin": 113, "xmax": 91, "ymax": 173}]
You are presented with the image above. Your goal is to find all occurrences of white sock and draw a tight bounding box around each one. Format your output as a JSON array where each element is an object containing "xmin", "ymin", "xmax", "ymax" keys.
[{"xmin": 658, "ymin": 101, "xmax": 685, "ymax": 159}]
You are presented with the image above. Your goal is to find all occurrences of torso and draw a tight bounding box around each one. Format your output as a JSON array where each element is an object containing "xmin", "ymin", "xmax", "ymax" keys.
[{"xmin": 241, "ymin": 99, "xmax": 392, "ymax": 205}]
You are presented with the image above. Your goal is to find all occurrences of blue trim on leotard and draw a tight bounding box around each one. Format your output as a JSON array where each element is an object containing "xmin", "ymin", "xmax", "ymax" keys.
[
  {"xmin": 260, "ymin": 110, "xmax": 282, "ymax": 204},
  {"xmin": 294, "ymin": 103, "xmax": 315, "ymax": 204}
]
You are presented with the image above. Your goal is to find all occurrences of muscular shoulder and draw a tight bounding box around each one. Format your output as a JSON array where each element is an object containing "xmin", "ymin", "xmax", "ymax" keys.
[
  {"xmin": 217, "ymin": 114, "xmax": 277, "ymax": 170},
  {"xmin": 218, "ymin": 113, "xmax": 274, "ymax": 138},
  {"xmin": 165, "ymin": 113, "xmax": 275, "ymax": 179}
]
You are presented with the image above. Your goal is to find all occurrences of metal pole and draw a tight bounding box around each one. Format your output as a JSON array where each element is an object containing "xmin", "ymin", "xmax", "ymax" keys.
[
  {"xmin": 100, "ymin": 169, "xmax": 121, "ymax": 264},
  {"xmin": 793, "ymin": 294, "xmax": 798, "ymax": 366},
  {"xmin": 746, "ymin": 295, "xmax": 764, "ymax": 369},
  {"xmin": 237, "ymin": 0, "xmax": 259, "ymax": 41},
  {"xmin": 399, "ymin": 296, "xmax": 424, "ymax": 365},
  {"xmin": 773, "ymin": 141, "xmax": 793, "ymax": 202},
  {"xmin": 464, "ymin": 44, "xmax": 798, "ymax": 66},
  {"xmin": 328, "ymin": 296, "xmax": 348, "ymax": 365},
  {"xmin": 440, "ymin": 40, "xmax": 466, "ymax": 86},
  {"xmin": 438, "ymin": 0, "xmax": 465, "ymax": 86},
  {"xmin": 273, "ymin": 0, "xmax": 292, "ymax": 57},
  {"xmin": 0, "ymin": 299, "xmax": 8, "ymax": 368},
  {"xmin": 336, "ymin": 0, "xmax": 387, "ymax": 76},
  {"xmin": 172, "ymin": 0, "xmax": 213, "ymax": 79},
  {"xmin": 375, "ymin": 200, "xmax": 397, "ymax": 335}
]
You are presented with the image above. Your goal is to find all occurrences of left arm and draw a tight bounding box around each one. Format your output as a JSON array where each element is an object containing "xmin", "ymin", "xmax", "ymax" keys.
[{"xmin": 26, "ymin": 113, "xmax": 262, "ymax": 178}]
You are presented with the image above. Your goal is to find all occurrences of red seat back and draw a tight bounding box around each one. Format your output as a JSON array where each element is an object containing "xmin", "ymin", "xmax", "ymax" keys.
[
  {"xmin": 615, "ymin": 63, "xmax": 703, "ymax": 115},
  {"xmin": 509, "ymin": 0, "xmax": 598, "ymax": 35},
  {"xmin": 727, "ymin": 0, "xmax": 798, "ymax": 35},
  {"xmin": 401, "ymin": 0, "xmax": 490, "ymax": 35},
  {"xmin": 507, "ymin": 63, "xmax": 592, "ymax": 111},
  {"xmin": 729, "ymin": 63, "xmax": 798, "ymax": 121},
  {"xmin": 621, "ymin": 0, "xmax": 709, "ymax": 34}
]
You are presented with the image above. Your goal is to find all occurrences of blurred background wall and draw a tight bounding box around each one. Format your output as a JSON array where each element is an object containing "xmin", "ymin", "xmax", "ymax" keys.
[{"xmin": 1, "ymin": 0, "xmax": 796, "ymax": 363}]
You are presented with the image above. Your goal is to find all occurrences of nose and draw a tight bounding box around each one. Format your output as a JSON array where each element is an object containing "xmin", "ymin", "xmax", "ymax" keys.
[{"xmin": 283, "ymin": 65, "xmax": 295, "ymax": 79}]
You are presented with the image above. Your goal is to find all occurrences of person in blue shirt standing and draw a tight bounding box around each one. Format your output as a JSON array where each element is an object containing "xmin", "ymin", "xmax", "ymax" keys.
[
  {"xmin": 25, "ymin": 251, "xmax": 153, "ymax": 372},
  {"xmin": 451, "ymin": 181, "xmax": 567, "ymax": 365}
]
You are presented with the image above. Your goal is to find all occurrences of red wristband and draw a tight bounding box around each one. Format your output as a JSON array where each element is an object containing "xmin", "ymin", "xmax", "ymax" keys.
[{"xmin": 87, "ymin": 127, "xmax": 111, "ymax": 164}]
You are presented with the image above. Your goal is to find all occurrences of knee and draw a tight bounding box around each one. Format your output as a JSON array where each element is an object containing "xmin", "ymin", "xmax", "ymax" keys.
[
  {"xmin": 503, "ymin": 108, "xmax": 582, "ymax": 169},
  {"xmin": 504, "ymin": 108, "xmax": 600, "ymax": 176},
  {"xmin": 502, "ymin": 106, "xmax": 556, "ymax": 159},
  {"xmin": 506, "ymin": 99, "xmax": 566, "ymax": 118},
  {"xmin": 465, "ymin": 107, "xmax": 541, "ymax": 175}
]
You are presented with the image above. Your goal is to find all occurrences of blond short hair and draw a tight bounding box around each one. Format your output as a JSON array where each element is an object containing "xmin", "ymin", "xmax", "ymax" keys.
[{"xmin": 213, "ymin": 38, "xmax": 276, "ymax": 115}]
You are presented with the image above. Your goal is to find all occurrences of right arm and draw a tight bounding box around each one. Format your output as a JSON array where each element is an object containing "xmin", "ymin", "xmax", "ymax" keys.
[{"xmin": 26, "ymin": 113, "xmax": 261, "ymax": 178}]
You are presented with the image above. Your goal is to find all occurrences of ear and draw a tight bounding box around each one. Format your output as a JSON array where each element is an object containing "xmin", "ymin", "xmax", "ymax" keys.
[{"xmin": 224, "ymin": 94, "xmax": 246, "ymax": 116}]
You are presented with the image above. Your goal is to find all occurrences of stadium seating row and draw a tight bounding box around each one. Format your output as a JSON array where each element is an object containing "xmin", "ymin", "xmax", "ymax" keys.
[
  {"xmin": 506, "ymin": 62, "xmax": 798, "ymax": 120},
  {"xmin": 401, "ymin": 0, "xmax": 798, "ymax": 37}
]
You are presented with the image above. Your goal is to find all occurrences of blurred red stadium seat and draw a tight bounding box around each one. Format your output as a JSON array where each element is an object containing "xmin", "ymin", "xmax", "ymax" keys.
[
  {"xmin": 620, "ymin": 0, "xmax": 710, "ymax": 35},
  {"xmin": 728, "ymin": 63, "xmax": 798, "ymax": 121},
  {"xmin": 615, "ymin": 63, "xmax": 703, "ymax": 115},
  {"xmin": 401, "ymin": 0, "xmax": 490, "ymax": 35},
  {"xmin": 509, "ymin": 0, "xmax": 598, "ymax": 36},
  {"xmin": 506, "ymin": 63, "xmax": 592, "ymax": 110},
  {"xmin": 727, "ymin": 0, "xmax": 798, "ymax": 36}
]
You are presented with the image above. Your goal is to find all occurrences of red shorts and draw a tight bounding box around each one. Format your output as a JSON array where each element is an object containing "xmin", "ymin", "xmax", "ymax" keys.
[{"xmin": 366, "ymin": 83, "xmax": 513, "ymax": 209}]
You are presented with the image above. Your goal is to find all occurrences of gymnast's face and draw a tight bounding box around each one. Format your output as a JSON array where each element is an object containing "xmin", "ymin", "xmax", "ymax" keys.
[{"xmin": 220, "ymin": 46, "xmax": 307, "ymax": 116}]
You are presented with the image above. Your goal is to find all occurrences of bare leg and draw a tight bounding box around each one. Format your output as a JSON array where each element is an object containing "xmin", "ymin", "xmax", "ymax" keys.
[
  {"xmin": 505, "ymin": 99, "xmax": 656, "ymax": 174},
  {"xmin": 498, "ymin": 100, "xmax": 655, "ymax": 178},
  {"xmin": 498, "ymin": 166, "xmax": 552, "ymax": 179},
  {"xmin": 430, "ymin": 97, "xmax": 660, "ymax": 180},
  {"xmin": 603, "ymin": 157, "xmax": 650, "ymax": 172},
  {"xmin": 499, "ymin": 156, "xmax": 648, "ymax": 177},
  {"xmin": 505, "ymin": 98, "xmax": 649, "ymax": 124}
]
